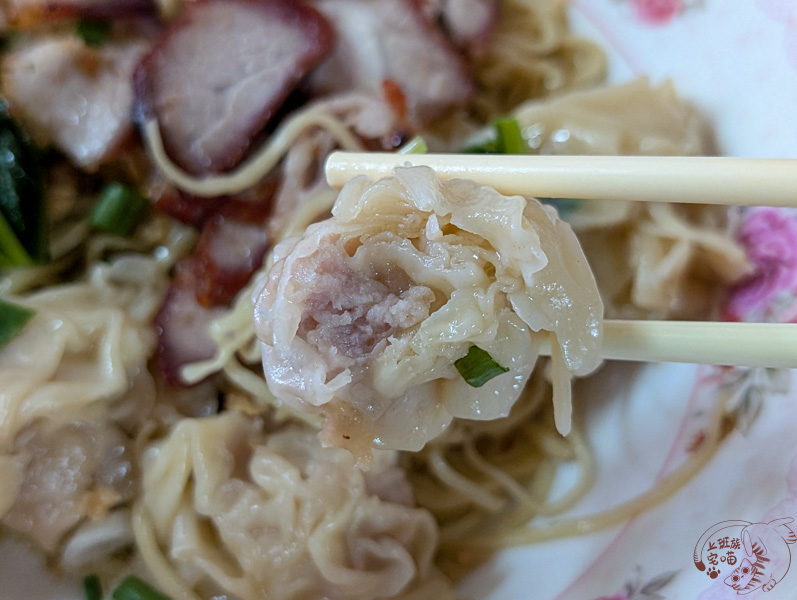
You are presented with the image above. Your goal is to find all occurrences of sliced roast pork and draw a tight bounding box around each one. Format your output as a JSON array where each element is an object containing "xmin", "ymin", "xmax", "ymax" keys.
[
  {"xmin": 192, "ymin": 215, "xmax": 269, "ymax": 307},
  {"xmin": 4, "ymin": 0, "xmax": 154, "ymax": 27},
  {"xmin": 154, "ymin": 260, "xmax": 226, "ymax": 386},
  {"xmin": 154, "ymin": 214, "xmax": 269, "ymax": 385},
  {"xmin": 308, "ymin": 0, "xmax": 474, "ymax": 124},
  {"xmin": 154, "ymin": 179, "xmax": 273, "ymax": 385},
  {"xmin": 135, "ymin": 0, "xmax": 334, "ymax": 175},
  {"xmin": 2, "ymin": 33, "xmax": 150, "ymax": 168}
]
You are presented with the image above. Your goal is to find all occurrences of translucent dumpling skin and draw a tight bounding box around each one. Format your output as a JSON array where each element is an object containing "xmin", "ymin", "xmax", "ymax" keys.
[
  {"xmin": 253, "ymin": 166, "xmax": 602, "ymax": 456},
  {"xmin": 140, "ymin": 413, "xmax": 448, "ymax": 600}
]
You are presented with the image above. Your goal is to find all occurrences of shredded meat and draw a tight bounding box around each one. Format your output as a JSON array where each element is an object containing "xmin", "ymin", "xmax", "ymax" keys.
[{"xmin": 299, "ymin": 246, "xmax": 435, "ymax": 363}]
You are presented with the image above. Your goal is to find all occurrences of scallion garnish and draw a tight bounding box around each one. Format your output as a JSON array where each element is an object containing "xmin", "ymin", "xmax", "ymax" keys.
[
  {"xmin": 83, "ymin": 574, "xmax": 103, "ymax": 600},
  {"xmin": 454, "ymin": 345, "xmax": 509, "ymax": 388},
  {"xmin": 492, "ymin": 117, "xmax": 526, "ymax": 154},
  {"xmin": 112, "ymin": 576, "xmax": 171, "ymax": 600},
  {"xmin": 0, "ymin": 298, "xmax": 34, "ymax": 350},
  {"xmin": 90, "ymin": 182, "xmax": 148, "ymax": 237},
  {"xmin": 0, "ymin": 32, "xmax": 21, "ymax": 54},
  {"xmin": 0, "ymin": 106, "xmax": 46, "ymax": 266},
  {"xmin": 463, "ymin": 117, "xmax": 527, "ymax": 155},
  {"xmin": 398, "ymin": 135, "xmax": 428, "ymax": 154},
  {"xmin": 76, "ymin": 19, "xmax": 112, "ymax": 47},
  {"xmin": 0, "ymin": 209, "xmax": 33, "ymax": 267}
]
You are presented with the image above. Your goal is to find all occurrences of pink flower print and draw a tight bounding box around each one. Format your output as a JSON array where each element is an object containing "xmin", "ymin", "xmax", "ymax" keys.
[
  {"xmin": 594, "ymin": 595, "xmax": 630, "ymax": 600},
  {"xmin": 726, "ymin": 208, "xmax": 797, "ymax": 320},
  {"xmin": 631, "ymin": 0, "xmax": 682, "ymax": 25}
]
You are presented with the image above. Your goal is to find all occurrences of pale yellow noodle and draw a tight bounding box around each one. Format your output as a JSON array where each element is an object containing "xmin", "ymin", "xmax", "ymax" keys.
[
  {"xmin": 470, "ymin": 405, "xmax": 727, "ymax": 549},
  {"xmin": 471, "ymin": 0, "xmax": 606, "ymax": 118},
  {"xmin": 131, "ymin": 504, "xmax": 204, "ymax": 600},
  {"xmin": 143, "ymin": 107, "xmax": 366, "ymax": 198},
  {"xmin": 428, "ymin": 450, "xmax": 506, "ymax": 513}
]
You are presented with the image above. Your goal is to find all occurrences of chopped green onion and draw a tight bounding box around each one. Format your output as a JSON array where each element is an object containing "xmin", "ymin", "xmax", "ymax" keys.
[
  {"xmin": 0, "ymin": 32, "xmax": 21, "ymax": 54},
  {"xmin": 112, "ymin": 576, "xmax": 171, "ymax": 600},
  {"xmin": 398, "ymin": 135, "xmax": 428, "ymax": 154},
  {"xmin": 90, "ymin": 182, "xmax": 148, "ymax": 237},
  {"xmin": 0, "ymin": 208, "xmax": 33, "ymax": 267},
  {"xmin": 76, "ymin": 19, "xmax": 112, "ymax": 47},
  {"xmin": 492, "ymin": 117, "xmax": 526, "ymax": 154},
  {"xmin": 454, "ymin": 345, "xmax": 509, "ymax": 388},
  {"xmin": 463, "ymin": 117, "xmax": 527, "ymax": 155},
  {"xmin": 83, "ymin": 574, "xmax": 103, "ymax": 600},
  {"xmin": 0, "ymin": 106, "xmax": 46, "ymax": 265},
  {"xmin": 0, "ymin": 298, "xmax": 34, "ymax": 350}
]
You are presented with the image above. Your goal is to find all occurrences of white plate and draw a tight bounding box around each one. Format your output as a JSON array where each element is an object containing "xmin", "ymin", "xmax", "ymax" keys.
[{"xmin": 3, "ymin": 2, "xmax": 797, "ymax": 599}]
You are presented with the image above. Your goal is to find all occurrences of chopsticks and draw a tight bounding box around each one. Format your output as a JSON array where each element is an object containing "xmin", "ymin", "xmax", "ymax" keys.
[
  {"xmin": 538, "ymin": 321, "xmax": 797, "ymax": 369},
  {"xmin": 326, "ymin": 153, "xmax": 797, "ymax": 206},
  {"xmin": 325, "ymin": 152, "xmax": 797, "ymax": 369}
]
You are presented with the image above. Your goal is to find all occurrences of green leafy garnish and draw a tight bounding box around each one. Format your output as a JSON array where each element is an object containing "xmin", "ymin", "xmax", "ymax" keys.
[
  {"xmin": 463, "ymin": 117, "xmax": 527, "ymax": 155},
  {"xmin": 83, "ymin": 574, "xmax": 103, "ymax": 600},
  {"xmin": 76, "ymin": 19, "xmax": 112, "ymax": 47},
  {"xmin": 0, "ymin": 209, "xmax": 34, "ymax": 267},
  {"xmin": 112, "ymin": 576, "xmax": 171, "ymax": 600},
  {"xmin": 90, "ymin": 182, "xmax": 148, "ymax": 236},
  {"xmin": 492, "ymin": 117, "xmax": 526, "ymax": 154},
  {"xmin": 454, "ymin": 345, "xmax": 510, "ymax": 388},
  {"xmin": 0, "ymin": 298, "xmax": 34, "ymax": 350},
  {"xmin": 0, "ymin": 107, "xmax": 46, "ymax": 266},
  {"xmin": 398, "ymin": 135, "xmax": 428, "ymax": 154},
  {"xmin": 0, "ymin": 32, "xmax": 21, "ymax": 55}
]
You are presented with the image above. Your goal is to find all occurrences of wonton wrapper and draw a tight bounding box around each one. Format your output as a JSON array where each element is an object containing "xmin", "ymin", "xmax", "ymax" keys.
[
  {"xmin": 139, "ymin": 412, "xmax": 452, "ymax": 600},
  {"xmin": 254, "ymin": 166, "xmax": 602, "ymax": 457},
  {"xmin": 514, "ymin": 78, "xmax": 751, "ymax": 318},
  {"xmin": 0, "ymin": 267, "xmax": 160, "ymax": 554}
]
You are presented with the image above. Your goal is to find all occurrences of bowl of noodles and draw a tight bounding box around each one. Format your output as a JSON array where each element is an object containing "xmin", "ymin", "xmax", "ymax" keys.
[{"xmin": 0, "ymin": 1, "xmax": 795, "ymax": 599}]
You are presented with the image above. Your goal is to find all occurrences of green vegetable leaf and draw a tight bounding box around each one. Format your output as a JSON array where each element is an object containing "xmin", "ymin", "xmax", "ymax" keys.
[
  {"xmin": 0, "ymin": 298, "xmax": 34, "ymax": 350},
  {"xmin": 90, "ymin": 182, "xmax": 149, "ymax": 237},
  {"xmin": 492, "ymin": 117, "xmax": 526, "ymax": 154},
  {"xmin": 454, "ymin": 345, "xmax": 510, "ymax": 388},
  {"xmin": 76, "ymin": 19, "xmax": 112, "ymax": 47},
  {"xmin": 83, "ymin": 574, "xmax": 103, "ymax": 600},
  {"xmin": 0, "ymin": 32, "xmax": 21, "ymax": 55},
  {"xmin": 0, "ymin": 106, "xmax": 46, "ymax": 265},
  {"xmin": 463, "ymin": 117, "xmax": 527, "ymax": 155},
  {"xmin": 112, "ymin": 576, "xmax": 171, "ymax": 600},
  {"xmin": 398, "ymin": 135, "xmax": 428, "ymax": 154},
  {"xmin": 0, "ymin": 208, "xmax": 33, "ymax": 267}
]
